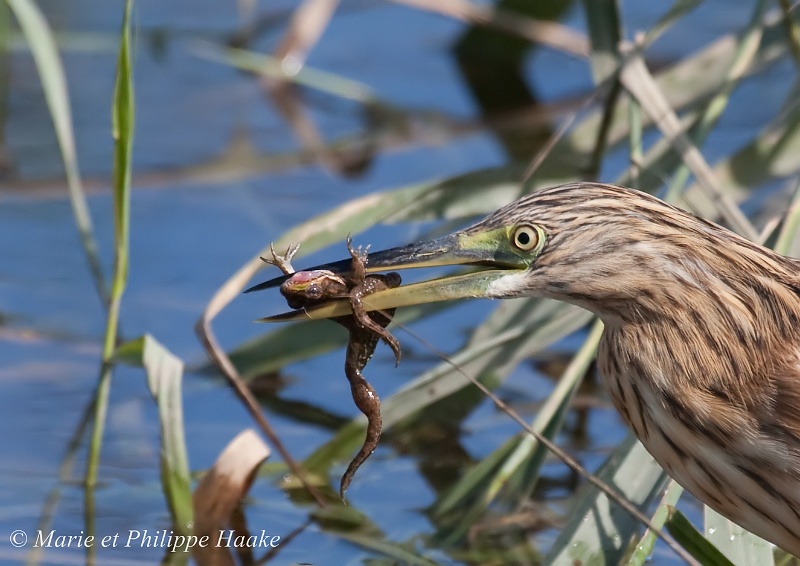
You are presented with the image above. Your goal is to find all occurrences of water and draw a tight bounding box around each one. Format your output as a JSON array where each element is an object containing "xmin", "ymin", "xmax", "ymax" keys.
[{"xmin": 0, "ymin": 0, "xmax": 790, "ymax": 564}]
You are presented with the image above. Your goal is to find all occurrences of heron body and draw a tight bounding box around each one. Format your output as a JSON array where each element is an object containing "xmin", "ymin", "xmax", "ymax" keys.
[
  {"xmin": 251, "ymin": 182, "xmax": 800, "ymax": 556},
  {"xmin": 471, "ymin": 184, "xmax": 800, "ymax": 555}
]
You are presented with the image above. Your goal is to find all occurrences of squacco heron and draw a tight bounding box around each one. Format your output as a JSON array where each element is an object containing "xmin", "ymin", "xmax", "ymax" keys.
[{"xmin": 250, "ymin": 182, "xmax": 800, "ymax": 557}]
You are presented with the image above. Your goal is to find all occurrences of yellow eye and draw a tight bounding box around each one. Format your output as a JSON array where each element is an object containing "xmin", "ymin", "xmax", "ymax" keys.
[{"xmin": 512, "ymin": 224, "xmax": 541, "ymax": 252}]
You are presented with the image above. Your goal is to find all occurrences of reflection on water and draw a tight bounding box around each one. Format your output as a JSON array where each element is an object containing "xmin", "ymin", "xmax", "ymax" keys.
[{"xmin": 0, "ymin": 0, "xmax": 792, "ymax": 564}]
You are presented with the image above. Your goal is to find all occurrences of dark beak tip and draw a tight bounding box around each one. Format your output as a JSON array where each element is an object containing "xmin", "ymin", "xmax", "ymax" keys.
[
  {"xmin": 244, "ymin": 273, "xmax": 292, "ymax": 294},
  {"xmin": 244, "ymin": 234, "xmax": 462, "ymax": 295},
  {"xmin": 244, "ymin": 282, "xmax": 268, "ymax": 294}
]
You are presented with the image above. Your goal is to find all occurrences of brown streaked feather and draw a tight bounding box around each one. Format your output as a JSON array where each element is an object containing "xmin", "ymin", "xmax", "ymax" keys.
[{"xmin": 471, "ymin": 182, "xmax": 800, "ymax": 556}]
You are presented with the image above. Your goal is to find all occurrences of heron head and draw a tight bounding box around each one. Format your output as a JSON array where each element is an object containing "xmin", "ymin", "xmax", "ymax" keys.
[{"xmin": 250, "ymin": 182, "xmax": 757, "ymax": 324}]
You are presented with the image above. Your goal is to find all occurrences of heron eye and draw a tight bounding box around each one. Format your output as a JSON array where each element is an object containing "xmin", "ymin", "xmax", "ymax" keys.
[{"xmin": 512, "ymin": 224, "xmax": 541, "ymax": 252}]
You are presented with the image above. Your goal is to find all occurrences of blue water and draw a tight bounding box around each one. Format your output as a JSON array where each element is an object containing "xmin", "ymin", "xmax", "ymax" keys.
[{"xmin": 0, "ymin": 0, "xmax": 790, "ymax": 564}]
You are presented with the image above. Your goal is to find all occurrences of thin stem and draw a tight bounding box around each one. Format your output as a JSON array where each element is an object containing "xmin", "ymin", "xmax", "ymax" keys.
[
  {"xmin": 588, "ymin": 77, "xmax": 622, "ymax": 180},
  {"xmin": 394, "ymin": 321, "xmax": 701, "ymax": 566},
  {"xmin": 195, "ymin": 316, "xmax": 328, "ymax": 507},
  {"xmin": 85, "ymin": 0, "xmax": 134, "ymax": 487},
  {"xmin": 663, "ymin": 0, "xmax": 766, "ymax": 206},
  {"xmin": 628, "ymin": 94, "xmax": 643, "ymax": 189}
]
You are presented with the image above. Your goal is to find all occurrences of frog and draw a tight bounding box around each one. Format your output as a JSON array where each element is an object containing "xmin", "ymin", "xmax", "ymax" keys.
[{"xmin": 266, "ymin": 239, "xmax": 402, "ymax": 499}]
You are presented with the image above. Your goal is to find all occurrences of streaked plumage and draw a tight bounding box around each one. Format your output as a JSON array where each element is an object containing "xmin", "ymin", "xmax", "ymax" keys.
[
  {"xmin": 250, "ymin": 181, "xmax": 800, "ymax": 555},
  {"xmin": 471, "ymin": 183, "xmax": 800, "ymax": 556}
]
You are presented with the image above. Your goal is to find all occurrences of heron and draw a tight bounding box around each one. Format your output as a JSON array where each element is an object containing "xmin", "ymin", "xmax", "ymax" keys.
[{"xmin": 248, "ymin": 182, "xmax": 800, "ymax": 557}]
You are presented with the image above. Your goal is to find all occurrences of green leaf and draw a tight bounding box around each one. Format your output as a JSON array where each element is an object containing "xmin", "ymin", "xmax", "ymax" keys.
[
  {"xmin": 115, "ymin": 335, "xmax": 193, "ymax": 534},
  {"xmin": 5, "ymin": 0, "xmax": 107, "ymax": 303},
  {"xmin": 86, "ymin": 0, "xmax": 135, "ymax": 490},
  {"xmin": 311, "ymin": 505, "xmax": 437, "ymax": 565},
  {"xmin": 545, "ymin": 434, "xmax": 669, "ymax": 565},
  {"xmin": 584, "ymin": 0, "xmax": 622, "ymax": 85},
  {"xmin": 337, "ymin": 533, "xmax": 438, "ymax": 566},
  {"xmin": 303, "ymin": 299, "xmax": 591, "ymax": 474},
  {"xmin": 625, "ymin": 480, "xmax": 684, "ymax": 566},
  {"xmin": 226, "ymin": 302, "xmax": 451, "ymax": 381},
  {"xmin": 111, "ymin": 0, "xmax": 134, "ymax": 293},
  {"xmin": 703, "ymin": 507, "xmax": 774, "ymax": 566},
  {"xmin": 431, "ymin": 321, "xmax": 602, "ymax": 546},
  {"xmin": 665, "ymin": 509, "xmax": 736, "ymax": 566}
]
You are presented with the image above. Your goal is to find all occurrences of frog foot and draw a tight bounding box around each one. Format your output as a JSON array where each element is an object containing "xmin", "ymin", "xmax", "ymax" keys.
[
  {"xmin": 262, "ymin": 242, "xmax": 300, "ymax": 275},
  {"xmin": 351, "ymin": 303, "xmax": 401, "ymax": 366},
  {"xmin": 379, "ymin": 327, "xmax": 401, "ymax": 367},
  {"xmin": 345, "ymin": 236, "xmax": 369, "ymax": 284},
  {"xmin": 344, "ymin": 238, "xmax": 401, "ymax": 365}
]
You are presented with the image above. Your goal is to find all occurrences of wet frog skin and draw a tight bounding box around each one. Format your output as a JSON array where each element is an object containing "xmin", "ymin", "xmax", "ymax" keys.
[{"xmin": 267, "ymin": 241, "xmax": 401, "ymax": 499}]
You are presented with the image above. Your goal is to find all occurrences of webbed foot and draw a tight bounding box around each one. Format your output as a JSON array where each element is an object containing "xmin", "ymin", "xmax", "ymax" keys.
[
  {"xmin": 346, "ymin": 236, "xmax": 369, "ymax": 284},
  {"xmin": 262, "ymin": 243, "xmax": 300, "ymax": 275}
]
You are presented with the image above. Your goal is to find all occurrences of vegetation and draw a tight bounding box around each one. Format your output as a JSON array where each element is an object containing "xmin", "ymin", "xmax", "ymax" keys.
[{"xmin": 7, "ymin": 0, "xmax": 800, "ymax": 564}]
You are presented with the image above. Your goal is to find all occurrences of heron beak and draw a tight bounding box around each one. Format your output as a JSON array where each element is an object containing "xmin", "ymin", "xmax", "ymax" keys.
[{"xmin": 250, "ymin": 229, "xmax": 532, "ymax": 322}]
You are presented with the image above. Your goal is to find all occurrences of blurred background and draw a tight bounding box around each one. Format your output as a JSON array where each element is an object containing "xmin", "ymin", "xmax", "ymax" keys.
[{"xmin": 0, "ymin": 1, "xmax": 798, "ymax": 564}]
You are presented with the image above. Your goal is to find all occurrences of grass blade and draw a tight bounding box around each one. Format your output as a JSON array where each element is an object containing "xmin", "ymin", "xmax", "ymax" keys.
[
  {"xmin": 6, "ymin": 0, "xmax": 107, "ymax": 303},
  {"xmin": 431, "ymin": 321, "xmax": 602, "ymax": 545},
  {"xmin": 625, "ymin": 480, "xmax": 685, "ymax": 566},
  {"xmin": 772, "ymin": 176, "xmax": 800, "ymax": 256},
  {"xmin": 703, "ymin": 507, "xmax": 773, "ymax": 566},
  {"xmin": 303, "ymin": 300, "xmax": 592, "ymax": 474},
  {"xmin": 663, "ymin": 0, "xmax": 767, "ymax": 203},
  {"xmin": 619, "ymin": 49, "xmax": 757, "ymax": 240},
  {"xmin": 86, "ymin": 0, "xmax": 134, "ymax": 486},
  {"xmin": 583, "ymin": 0, "xmax": 622, "ymax": 85},
  {"xmin": 115, "ymin": 335, "xmax": 193, "ymax": 533},
  {"xmin": 225, "ymin": 302, "xmax": 450, "ymax": 380},
  {"xmin": 545, "ymin": 434, "xmax": 668, "ymax": 564},
  {"xmin": 665, "ymin": 509, "xmax": 736, "ymax": 566}
]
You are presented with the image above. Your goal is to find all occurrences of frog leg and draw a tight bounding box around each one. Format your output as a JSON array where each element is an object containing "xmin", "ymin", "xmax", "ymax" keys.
[
  {"xmin": 339, "ymin": 342, "xmax": 382, "ymax": 500},
  {"xmin": 344, "ymin": 236, "xmax": 368, "ymax": 285},
  {"xmin": 346, "ymin": 238, "xmax": 401, "ymax": 365},
  {"xmin": 262, "ymin": 242, "xmax": 301, "ymax": 275}
]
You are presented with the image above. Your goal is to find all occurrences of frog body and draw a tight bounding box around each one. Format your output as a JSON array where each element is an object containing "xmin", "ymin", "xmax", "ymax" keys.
[
  {"xmin": 268, "ymin": 241, "xmax": 401, "ymax": 499},
  {"xmin": 279, "ymin": 269, "xmax": 348, "ymax": 309}
]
